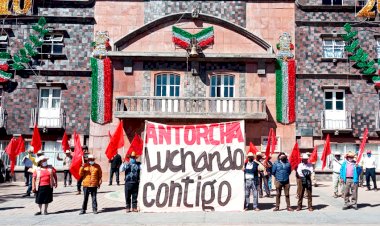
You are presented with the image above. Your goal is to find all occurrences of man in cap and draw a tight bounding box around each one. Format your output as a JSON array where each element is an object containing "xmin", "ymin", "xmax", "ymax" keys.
[
  {"xmin": 363, "ymin": 150, "xmax": 377, "ymax": 191},
  {"xmin": 272, "ymin": 152, "xmax": 293, "ymax": 211},
  {"xmin": 296, "ymin": 153, "xmax": 313, "ymax": 211},
  {"xmin": 340, "ymin": 152, "xmax": 362, "ymax": 210},
  {"xmin": 120, "ymin": 151, "xmax": 141, "ymax": 213},
  {"xmin": 243, "ymin": 152, "xmax": 260, "ymax": 211},
  {"xmin": 79, "ymin": 154, "xmax": 102, "ymax": 214},
  {"xmin": 57, "ymin": 150, "xmax": 73, "ymax": 187},
  {"xmin": 331, "ymin": 151, "xmax": 344, "ymax": 198}
]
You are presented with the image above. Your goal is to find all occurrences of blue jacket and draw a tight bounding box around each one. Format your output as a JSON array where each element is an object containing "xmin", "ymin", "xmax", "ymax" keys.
[
  {"xmin": 120, "ymin": 161, "xmax": 141, "ymax": 183},
  {"xmin": 340, "ymin": 161, "xmax": 362, "ymax": 184},
  {"xmin": 272, "ymin": 160, "xmax": 291, "ymax": 182}
]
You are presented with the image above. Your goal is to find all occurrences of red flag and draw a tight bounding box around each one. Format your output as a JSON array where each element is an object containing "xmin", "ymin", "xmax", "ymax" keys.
[
  {"xmin": 31, "ymin": 124, "xmax": 42, "ymax": 153},
  {"xmin": 270, "ymin": 129, "xmax": 277, "ymax": 156},
  {"xmin": 125, "ymin": 134, "xmax": 143, "ymax": 160},
  {"xmin": 289, "ymin": 142, "xmax": 301, "ymax": 171},
  {"xmin": 5, "ymin": 138, "xmax": 17, "ymax": 174},
  {"xmin": 105, "ymin": 120, "xmax": 125, "ymax": 160},
  {"xmin": 15, "ymin": 135, "xmax": 25, "ymax": 155},
  {"xmin": 70, "ymin": 132, "xmax": 83, "ymax": 180},
  {"xmin": 265, "ymin": 129, "xmax": 273, "ymax": 161},
  {"xmin": 62, "ymin": 131, "xmax": 70, "ymax": 152},
  {"xmin": 244, "ymin": 142, "xmax": 259, "ymax": 163},
  {"xmin": 357, "ymin": 128, "xmax": 368, "ymax": 164},
  {"xmin": 308, "ymin": 145, "xmax": 318, "ymax": 164},
  {"xmin": 321, "ymin": 134, "xmax": 331, "ymax": 170}
]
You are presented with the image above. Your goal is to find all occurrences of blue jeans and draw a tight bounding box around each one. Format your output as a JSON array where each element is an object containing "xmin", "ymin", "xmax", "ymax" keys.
[
  {"xmin": 245, "ymin": 179, "xmax": 258, "ymax": 209},
  {"xmin": 26, "ymin": 173, "xmax": 32, "ymax": 195}
]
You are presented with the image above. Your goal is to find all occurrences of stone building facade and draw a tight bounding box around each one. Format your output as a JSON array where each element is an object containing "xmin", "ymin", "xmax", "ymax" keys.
[
  {"xmin": 295, "ymin": 0, "xmax": 380, "ymax": 171},
  {"xmin": 91, "ymin": 0, "xmax": 296, "ymax": 173},
  {"xmin": 0, "ymin": 0, "xmax": 94, "ymax": 170}
]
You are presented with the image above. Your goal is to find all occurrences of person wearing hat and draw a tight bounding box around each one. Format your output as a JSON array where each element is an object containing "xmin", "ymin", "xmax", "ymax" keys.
[
  {"xmin": 363, "ymin": 150, "xmax": 377, "ymax": 191},
  {"xmin": 243, "ymin": 152, "xmax": 260, "ymax": 211},
  {"xmin": 120, "ymin": 151, "xmax": 141, "ymax": 213},
  {"xmin": 331, "ymin": 151, "xmax": 344, "ymax": 198},
  {"xmin": 272, "ymin": 152, "xmax": 293, "ymax": 211},
  {"xmin": 79, "ymin": 154, "xmax": 102, "ymax": 214},
  {"xmin": 256, "ymin": 152, "xmax": 270, "ymax": 198},
  {"xmin": 32, "ymin": 156, "xmax": 58, "ymax": 215},
  {"xmin": 340, "ymin": 152, "xmax": 362, "ymax": 210},
  {"xmin": 57, "ymin": 150, "xmax": 73, "ymax": 187},
  {"xmin": 296, "ymin": 153, "xmax": 314, "ymax": 211}
]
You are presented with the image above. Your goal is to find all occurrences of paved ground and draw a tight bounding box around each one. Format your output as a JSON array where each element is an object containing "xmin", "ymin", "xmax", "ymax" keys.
[{"xmin": 0, "ymin": 181, "xmax": 380, "ymax": 226}]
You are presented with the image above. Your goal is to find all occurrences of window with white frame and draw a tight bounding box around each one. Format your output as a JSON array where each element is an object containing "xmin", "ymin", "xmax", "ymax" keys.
[
  {"xmin": 323, "ymin": 38, "xmax": 345, "ymax": 58},
  {"xmin": 210, "ymin": 74, "xmax": 234, "ymax": 98},
  {"xmin": 39, "ymin": 88, "xmax": 61, "ymax": 109},
  {"xmin": 324, "ymin": 90, "xmax": 344, "ymax": 111},
  {"xmin": 0, "ymin": 34, "xmax": 8, "ymax": 52},
  {"xmin": 322, "ymin": 0, "xmax": 343, "ymax": 5},
  {"xmin": 38, "ymin": 33, "xmax": 64, "ymax": 55},
  {"xmin": 155, "ymin": 73, "xmax": 180, "ymax": 97}
]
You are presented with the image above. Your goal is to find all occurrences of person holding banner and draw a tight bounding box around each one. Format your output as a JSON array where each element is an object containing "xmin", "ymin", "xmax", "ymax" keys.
[
  {"xmin": 243, "ymin": 152, "xmax": 260, "ymax": 211},
  {"xmin": 272, "ymin": 152, "xmax": 293, "ymax": 212},
  {"xmin": 120, "ymin": 151, "xmax": 141, "ymax": 213},
  {"xmin": 296, "ymin": 154, "xmax": 313, "ymax": 211},
  {"xmin": 340, "ymin": 152, "xmax": 362, "ymax": 210},
  {"xmin": 79, "ymin": 154, "xmax": 102, "ymax": 214}
]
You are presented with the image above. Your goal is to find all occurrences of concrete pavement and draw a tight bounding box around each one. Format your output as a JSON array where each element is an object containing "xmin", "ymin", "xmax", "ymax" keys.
[{"xmin": 0, "ymin": 181, "xmax": 379, "ymax": 226}]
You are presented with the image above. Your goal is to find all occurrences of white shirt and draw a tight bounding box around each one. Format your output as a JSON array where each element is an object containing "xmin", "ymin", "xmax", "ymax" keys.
[
  {"xmin": 332, "ymin": 158, "xmax": 343, "ymax": 173},
  {"xmin": 297, "ymin": 162, "xmax": 314, "ymax": 177},
  {"xmin": 245, "ymin": 162, "xmax": 254, "ymax": 179},
  {"xmin": 363, "ymin": 156, "xmax": 376, "ymax": 169}
]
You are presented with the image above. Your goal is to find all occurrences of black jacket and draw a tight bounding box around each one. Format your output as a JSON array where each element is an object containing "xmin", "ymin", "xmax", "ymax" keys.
[{"xmin": 109, "ymin": 154, "xmax": 122, "ymax": 168}]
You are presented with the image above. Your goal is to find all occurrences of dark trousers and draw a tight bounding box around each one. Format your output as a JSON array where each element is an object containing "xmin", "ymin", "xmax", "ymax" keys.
[
  {"xmin": 125, "ymin": 182, "xmax": 139, "ymax": 209},
  {"xmin": 77, "ymin": 178, "xmax": 83, "ymax": 192},
  {"xmin": 109, "ymin": 168, "xmax": 120, "ymax": 185},
  {"xmin": 82, "ymin": 187, "xmax": 98, "ymax": 211},
  {"xmin": 275, "ymin": 180, "xmax": 291, "ymax": 208},
  {"xmin": 24, "ymin": 167, "xmax": 30, "ymax": 185},
  {"xmin": 298, "ymin": 183, "xmax": 312, "ymax": 208},
  {"xmin": 258, "ymin": 174, "xmax": 270, "ymax": 196},
  {"xmin": 26, "ymin": 173, "xmax": 32, "ymax": 195},
  {"xmin": 365, "ymin": 168, "xmax": 377, "ymax": 190},
  {"xmin": 63, "ymin": 170, "xmax": 72, "ymax": 186}
]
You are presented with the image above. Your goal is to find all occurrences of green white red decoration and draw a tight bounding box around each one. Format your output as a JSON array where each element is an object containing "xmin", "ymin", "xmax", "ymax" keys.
[
  {"xmin": 90, "ymin": 57, "xmax": 112, "ymax": 125},
  {"xmin": 276, "ymin": 32, "xmax": 296, "ymax": 124},
  {"xmin": 172, "ymin": 26, "xmax": 214, "ymax": 49},
  {"xmin": 373, "ymin": 75, "xmax": 380, "ymax": 88},
  {"xmin": 0, "ymin": 52, "xmax": 11, "ymax": 83}
]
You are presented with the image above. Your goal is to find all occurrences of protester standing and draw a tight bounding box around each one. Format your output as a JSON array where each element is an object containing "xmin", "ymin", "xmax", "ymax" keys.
[
  {"xmin": 57, "ymin": 150, "xmax": 73, "ymax": 187},
  {"xmin": 22, "ymin": 149, "xmax": 34, "ymax": 197},
  {"xmin": 296, "ymin": 154, "xmax": 313, "ymax": 211},
  {"xmin": 363, "ymin": 150, "xmax": 377, "ymax": 191},
  {"xmin": 243, "ymin": 152, "xmax": 259, "ymax": 211},
  {"xmin": 109, "ymin": 153, "xmax": 122, "ymax": 186},
  {"xmin": 120, "ymin": 151, "xmax": 140, "ymax": 213},
  {"xmin": 331, "ymin": 152, "xmax": 344, "ymax": 198},
  {"xmin": 257, "ymin": 153, "xmax": 270, "ymax": 198},
  {"xmin": 77, "ymin": 146, "xmax": 89, "ymax": 195},
  {"xmin": 32, "ymin": 156, "xmax": 58, "ymax": 215},
  {"xmin": 272, "ymin": 152, "xmax": 293, "ymax": 211},
  {"xmin": 341, "ymin": 152, "xmax": 362, "ymax": 210},
  {"xmin": 79, "ymin": 154, "xmax": 102, "ymax": 214}
]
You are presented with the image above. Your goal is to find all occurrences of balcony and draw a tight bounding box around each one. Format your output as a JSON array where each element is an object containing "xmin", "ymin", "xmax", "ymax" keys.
[
  {"xmin": 321, "ymin": 110, "xmax": 352, "ymax": 134},
  {"xmin": 0, "ymin": 107, "xmax": 7, "ymax": 128},
  {"xmin": 29, "ymin": 108, "xmax": 66, "ymax": 129},
  {"xmin": 115, "ymin": 96, "xmax": 267, "ymax": 120}
]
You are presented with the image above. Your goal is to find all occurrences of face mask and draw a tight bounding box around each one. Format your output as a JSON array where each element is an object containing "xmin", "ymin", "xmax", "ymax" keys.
[
  {"xmin": 348, "ymin": 158, "xmax": 354, "ymax": 162},
  {"xmin": 41, "ymin": 162, "xmax": 48, "ymax": 167},
  {"xmin": 368, "ymin": 154, "xmax": 372, "ymax": 158},
  {"xmin": 248, "ymin": 158, "xmax": 253, "ymax": 162},
  {"xmin": 130, "ymin": 158, "xmax": 136, "ymax": 163},
  {"xmin": 89, "ymin": 161, "xmax": 95, "ymax": 165},
  {"xmin": 336, "ymin": 156, "xmax": 341, "ymax": 161}
]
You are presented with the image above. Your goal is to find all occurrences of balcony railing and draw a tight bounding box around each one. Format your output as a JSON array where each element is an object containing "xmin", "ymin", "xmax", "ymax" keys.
[
  {"xmin": 0, "ymin": 107, "xmax": 7, "ymax": 128},
  {"xmin": 30, "ymin": 108, "xmax": 66, "ymax": 128},
  {"xmin": 321, "ymin": 110, "xmax": 352, "ymax": 133},
  {"xmin": 115, "ymin": 96, "xmax": 267, "ymax": 120}
]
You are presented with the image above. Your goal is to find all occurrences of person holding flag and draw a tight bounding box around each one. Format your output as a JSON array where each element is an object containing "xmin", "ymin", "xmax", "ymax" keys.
[
  {"xmin": 56, "ymin": 150, "xmax": 73, "ymax": 187},
  {"xmin": 296, "ymin": 153, "xmax": 314, "ymax": 211},
  {"xmin": 331, "ymin": 152, "xmax": 344, "ymax": 198},
  {"xmin": 108, "ymin": 153, "xmax": 122, "ymax": 186},
  {"xmin": 120, "ymin": 151, "xmax": 141, "ymax": 213},
  {"xmin": 340, "ymin": 152, "xmax": 362, "ymax": 210}
]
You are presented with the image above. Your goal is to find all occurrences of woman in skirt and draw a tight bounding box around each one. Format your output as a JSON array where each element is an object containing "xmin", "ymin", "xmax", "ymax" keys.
[{"xmin": 32, "ymin": 156, "xmax": 57, "ymax": 215}]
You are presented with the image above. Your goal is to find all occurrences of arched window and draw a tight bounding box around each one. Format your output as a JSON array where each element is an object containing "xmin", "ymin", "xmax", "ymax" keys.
[
  {"xmin": 210, "ymin": 74, "xmax": 234, "ymax": 98},
  {"xmin": 155, "ymin": 73, "xmax": 180, "ymax": 97}
]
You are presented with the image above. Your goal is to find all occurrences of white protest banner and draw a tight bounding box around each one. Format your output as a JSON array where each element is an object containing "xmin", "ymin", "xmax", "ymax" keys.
[{"xmin": 138, "ymin": 121, "xmax": 245, "ymax": 212}]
